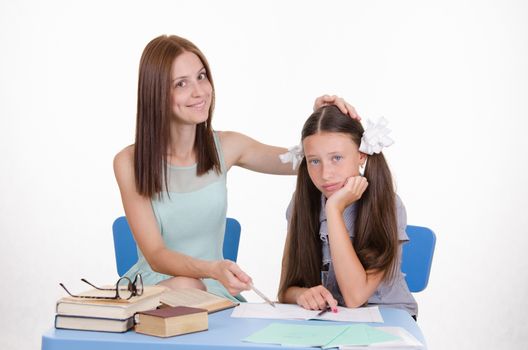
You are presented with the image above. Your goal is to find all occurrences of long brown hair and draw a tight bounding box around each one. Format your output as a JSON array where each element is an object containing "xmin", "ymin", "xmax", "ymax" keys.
[
  {"xmin": 279, "ymin": 106, "xmax": 399, "ymax": 298},
  {"xmin": 134, "ymin": 35, "xmax": 221, "ymax": 197}
]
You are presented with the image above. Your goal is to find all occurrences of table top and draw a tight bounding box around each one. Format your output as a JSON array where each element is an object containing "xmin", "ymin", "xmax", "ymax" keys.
[{"xmin": 42, "ymin": 307, "xmax": 426, "ymax": 350}]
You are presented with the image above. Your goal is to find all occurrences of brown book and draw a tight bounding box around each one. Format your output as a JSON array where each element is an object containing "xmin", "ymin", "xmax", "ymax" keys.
[
  {"xmin": 134, "ymin": 306, "xmax": 208, "ymax": 337},
  {"xmin": 160, "ymin": 288, "xmax": 239, "ymax": 313}
]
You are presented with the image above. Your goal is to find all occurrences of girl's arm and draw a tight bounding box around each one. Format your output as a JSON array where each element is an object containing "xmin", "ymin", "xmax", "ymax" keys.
[
  {"xmin": 281, "ymin": 285, "xmax": 338, "ymax": 311},
  {"xmin": 278, "ymin": 227, "xmax": 338, "ymax": 311},
  {"xmin": 325, "ymin": 176, "xmax": 384, "ymax": 307},
  {"xmin": 113, "ymin": 146, "xmax": 251, "ymax": 295},
  {"xmin": 220, "ymin": 95, "xmax": 359, "ymax": 175}
]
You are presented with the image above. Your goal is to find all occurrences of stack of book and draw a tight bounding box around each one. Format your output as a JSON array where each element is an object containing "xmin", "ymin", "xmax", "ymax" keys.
[{"xmin": 55, "ymin": 285, "xmax": 166, "ymax": 333}]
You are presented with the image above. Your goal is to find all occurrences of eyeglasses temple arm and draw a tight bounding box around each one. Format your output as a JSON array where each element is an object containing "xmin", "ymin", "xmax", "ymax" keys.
[
  {"xmin": 59, "ymin": 283, "xmax": 78, "ymax": 297},
  {"xmin": 81, "ymin": 278, "xmax": 113, "ymax": 290}
]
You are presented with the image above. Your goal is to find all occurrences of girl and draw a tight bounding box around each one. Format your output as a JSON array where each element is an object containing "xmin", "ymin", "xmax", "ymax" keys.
[
  {"xmin": 114, "ymin": 35, "xmax": 357, "ymax": 302},
  {"xmin": 278, "ymin": 105, "xmax": 417, "ymax": 317}
]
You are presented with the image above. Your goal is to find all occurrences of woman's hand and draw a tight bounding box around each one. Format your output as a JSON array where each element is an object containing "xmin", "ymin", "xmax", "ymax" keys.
[
  {"xmin": 211, "ymin": 260, "xmax": 252, "ymax": 296},
  {"xmin": 313, "ymin": 95, "xmax": 360, "ymax": 120},
  {"xmin": 326, "ymin": 176, "xmax": 368, "ymax": 213},
  {"xmin": 296, "ymin": 285, "xmax": 338, "ymax": 311}
]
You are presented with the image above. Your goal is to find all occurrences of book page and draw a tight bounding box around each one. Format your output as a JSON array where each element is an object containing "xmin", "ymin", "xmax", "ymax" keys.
[{"xmin": 160, "ymin": 288, "xmax": 237, "ymax": 313}]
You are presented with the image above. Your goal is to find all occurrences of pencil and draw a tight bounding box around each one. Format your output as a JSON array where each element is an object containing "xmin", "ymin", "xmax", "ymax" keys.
[{"xmin": 250, "ymin": 283, "xmax": 276, "ymax": 308}]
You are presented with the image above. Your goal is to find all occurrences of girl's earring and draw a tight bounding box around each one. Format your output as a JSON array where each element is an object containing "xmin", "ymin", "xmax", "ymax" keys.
[{"xmin": 359, "ymin": 164, "xmax": 365, "ymax": 177}]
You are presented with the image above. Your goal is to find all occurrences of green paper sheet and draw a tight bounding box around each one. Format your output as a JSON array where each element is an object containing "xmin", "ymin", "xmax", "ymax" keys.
[
  {"xmin": 244, "ymin": 322, "xmax": 400, "ymax": 349},
  {"xmin": 243, "ymin": 323, "xmax": 349, "ymax": 347},
  {"xmin": 323, "ymin": 324, "xmax": 400, "ymax": 348}
]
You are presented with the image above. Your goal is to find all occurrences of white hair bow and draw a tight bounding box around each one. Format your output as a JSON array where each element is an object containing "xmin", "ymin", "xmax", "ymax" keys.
[
  {"xmin": 359, "ymin": 117, "xmax": 394, "ymax": 155},
  {"xmin": 279, "ymin": 144, "xmax": 304, "ymax": 170}
]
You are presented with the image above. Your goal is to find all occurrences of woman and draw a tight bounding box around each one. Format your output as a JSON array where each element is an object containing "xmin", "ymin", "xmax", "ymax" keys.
[
  {"xmin": 278, "ymin": 105, "xmax": 417, "ymax": 317},
  {"xmin": 114, "ymin": 35, "xmax": 357, "ymax": 301}
]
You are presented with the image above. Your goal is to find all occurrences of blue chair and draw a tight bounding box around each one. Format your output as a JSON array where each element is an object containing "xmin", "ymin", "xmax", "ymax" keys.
[
  {"xmin": 112, "ymin": 216, "xmax": 242, "ymax": 277},
  {"xmin": 401, "ymin": 225, "xmax": 436, "ymax": 292}
]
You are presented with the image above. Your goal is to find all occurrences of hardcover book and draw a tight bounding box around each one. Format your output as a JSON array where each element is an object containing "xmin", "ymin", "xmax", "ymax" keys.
[
  {"xmin": 134, "ymin": 306, "xmax": 208, "ymax": 337},
  {"xmin": 54, "ymin": 315, "xmax": 134, "ymax": 333}
]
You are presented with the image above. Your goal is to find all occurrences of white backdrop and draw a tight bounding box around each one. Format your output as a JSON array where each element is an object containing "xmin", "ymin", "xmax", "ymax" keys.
[{"xmin": 1, "ymin": 1, "xmax": 527, "ymax": 349}]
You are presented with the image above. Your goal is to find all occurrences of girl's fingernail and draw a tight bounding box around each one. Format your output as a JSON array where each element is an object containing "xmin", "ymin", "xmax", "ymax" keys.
[{"xmin": 332, "ymin": 308, "xmax": 338, "ymax": 313}]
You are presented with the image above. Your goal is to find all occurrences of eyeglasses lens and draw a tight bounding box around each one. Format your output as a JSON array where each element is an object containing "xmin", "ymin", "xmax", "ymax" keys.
[{"xmin": 117, "ymin": 277, "xmax": 133, "ymax": 300}]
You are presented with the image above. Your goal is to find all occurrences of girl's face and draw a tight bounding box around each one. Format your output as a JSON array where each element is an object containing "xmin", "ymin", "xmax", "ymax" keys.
[
  {"xmin": 170, "ymin": 51, "xmax": 212, "ymax": 125},
  {"xmin": 303, "ymin": 132, "xmax": 366, "ymax": 198}
]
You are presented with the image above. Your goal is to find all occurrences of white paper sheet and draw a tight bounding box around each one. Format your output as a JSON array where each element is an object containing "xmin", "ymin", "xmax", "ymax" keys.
[{"xmin": 231, "ymin": 303, "xmax": 383, "ymax": 323}]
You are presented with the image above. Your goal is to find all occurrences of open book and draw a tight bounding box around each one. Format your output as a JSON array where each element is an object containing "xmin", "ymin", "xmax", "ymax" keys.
[{"xmin": 160, "ymin": 288, "xmax": 238, "ymax": 313}]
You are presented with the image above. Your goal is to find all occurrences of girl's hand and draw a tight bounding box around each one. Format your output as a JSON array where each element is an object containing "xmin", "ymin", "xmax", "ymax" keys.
[
  {"xmin": 313, "ymin": 95, "xmax": 360, "ymax": 120},
  {"xmin": 296, "ymin": 285, "xmax": 338, "ymax": 311},
  {"xmin": 211, "ymin": 260, "xmax": 252, "ymax": 295},
  {"xmin": 327, "ymin": 176, "xmax": 368, "ymax": 213}
]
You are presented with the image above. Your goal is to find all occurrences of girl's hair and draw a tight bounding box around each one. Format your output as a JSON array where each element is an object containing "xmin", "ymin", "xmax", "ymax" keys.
[
  {"xmin": 134, "ymin": 35, "xmax": 221, "ymax": 197},
  {"xmin": 279, "ymin": 105, "xmax": 399, "ymax": 299}
]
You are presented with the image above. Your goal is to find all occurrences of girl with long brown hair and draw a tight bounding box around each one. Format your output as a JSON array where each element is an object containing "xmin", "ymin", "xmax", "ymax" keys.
[
  {"xmin": 278, "ymin": 105, "xmax": 417, "ymax": 316},
  {"xmin": 114, "ymin": 35, "xmax": 358, "ymax": 302}
]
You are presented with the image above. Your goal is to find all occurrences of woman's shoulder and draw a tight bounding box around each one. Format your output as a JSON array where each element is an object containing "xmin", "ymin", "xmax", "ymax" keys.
[
  {"xmin": 215, "ymin": 130, "xmax": 249, "ymax": 168},
  {"xmin": 114, "ymin": 145, "xmax": 134, "ymax": 162},
  {"xmin": 113, "ymin": 145, "xmax": 135, "ymax": 176},
  {"xmin": 216, "ymin": 130, "xmax": 244, "ymax": 144}
]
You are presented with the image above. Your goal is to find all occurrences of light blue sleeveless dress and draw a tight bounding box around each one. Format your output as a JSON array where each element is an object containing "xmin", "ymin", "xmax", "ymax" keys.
[{"xmin": 123, "ymin": 132, "xmax": 243, "ymax": 302}]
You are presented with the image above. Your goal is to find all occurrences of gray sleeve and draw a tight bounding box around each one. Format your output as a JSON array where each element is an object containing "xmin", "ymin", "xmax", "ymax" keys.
[
  {"xmin": 285, "ymin": 192, "xmax": 295, "ymax": 222},
  {"xmin": 395, "ymin": 194, "xmax": 409, "ymax": 242}
]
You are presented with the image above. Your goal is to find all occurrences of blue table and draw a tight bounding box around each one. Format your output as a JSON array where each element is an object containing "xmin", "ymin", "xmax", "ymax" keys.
[{"xmin": 42, "ymin": 308, "xmax": 426, "ymax": 349}]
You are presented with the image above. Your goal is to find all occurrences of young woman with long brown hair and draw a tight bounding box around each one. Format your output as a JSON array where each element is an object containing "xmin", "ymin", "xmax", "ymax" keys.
[
  {"xmin": 278, "ymin": 105, "xmax": 417, "ymax": 316},
  {"xmin": 114, "ymin": 34, "xmax": 358, "ymax": 302}
]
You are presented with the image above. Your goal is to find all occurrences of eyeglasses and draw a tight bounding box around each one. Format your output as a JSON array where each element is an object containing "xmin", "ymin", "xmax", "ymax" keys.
[{"xmin": 59, "ymin": 274, "xmax": 144, "ymax": 300}]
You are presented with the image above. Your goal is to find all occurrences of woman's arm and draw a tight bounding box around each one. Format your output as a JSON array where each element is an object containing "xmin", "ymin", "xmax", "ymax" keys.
[
  {"xmin": 325, "ymin": 176, "xmax": 384, "ymax": 307},
  {"xmin": 313, "ymin": 95, "xmax": 360, "ymax": 120},
  {"xmin": 220, "ymin": 131, "xmax": 294, "ymax": 174},
  {"xmin": 113, "ymin": 146, "xmax": 251, "ymax": 295}
]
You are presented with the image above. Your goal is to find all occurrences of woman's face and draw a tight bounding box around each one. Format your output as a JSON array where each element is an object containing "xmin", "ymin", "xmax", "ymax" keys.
[
  {"xmin": 170, "ymin": 51, "xmax": 212, "ymax": 125},
  {"xmin": 303, "ymin": 132, "xmax": 366, "ymax": 198}
]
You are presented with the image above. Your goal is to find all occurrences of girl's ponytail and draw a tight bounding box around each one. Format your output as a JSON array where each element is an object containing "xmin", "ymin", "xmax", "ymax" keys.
[{"xmin": 355, "ymin": 152, "xmax": 399, "ymax": 282}]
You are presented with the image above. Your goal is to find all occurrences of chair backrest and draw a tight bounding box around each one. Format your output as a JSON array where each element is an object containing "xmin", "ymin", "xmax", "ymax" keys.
[
  {"xmin": 401, "ymin": 225, "xmax": 436, "ymax": 293},
  {"xmin": 112, "ymin": 216, "xmax": 242, "ymax": 277}
]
